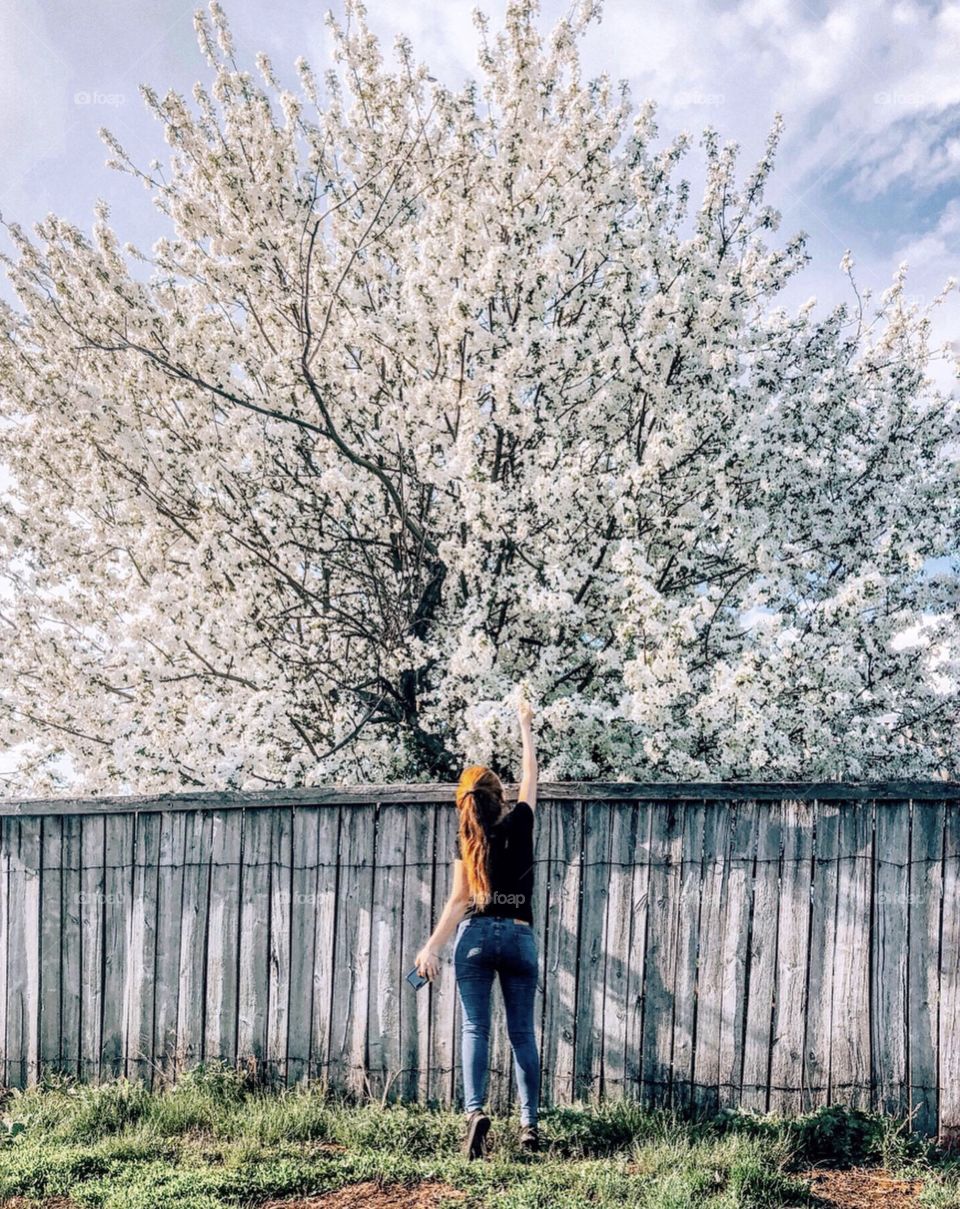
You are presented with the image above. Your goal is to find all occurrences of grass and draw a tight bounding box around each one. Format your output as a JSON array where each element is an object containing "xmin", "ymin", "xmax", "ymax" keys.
[{"xmin": 0, "ymin": 1064, "xmax": 959, "ymax": 1207}]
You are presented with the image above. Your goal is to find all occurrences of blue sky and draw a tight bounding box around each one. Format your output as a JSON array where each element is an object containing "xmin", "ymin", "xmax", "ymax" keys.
[
  {"xmin": 3, "ymin": 0, "xmax": 960, "ymax": 347},
  {"xmin": 0, "ymin": 0, "xmax": 957, "ymax": 783},
  {"xmin": 3, "ymin": 0, "xmax": 958, "ymax": 526}
]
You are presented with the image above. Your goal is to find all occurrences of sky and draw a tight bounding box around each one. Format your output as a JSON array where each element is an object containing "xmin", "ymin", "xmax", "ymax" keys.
[
  {"xmin": 0, "ymin": 0, "xmax": 958, "ymax": 784},
  {"xmin": 3, "ymin": 0, "xmax": 960, "ymax": 342}
]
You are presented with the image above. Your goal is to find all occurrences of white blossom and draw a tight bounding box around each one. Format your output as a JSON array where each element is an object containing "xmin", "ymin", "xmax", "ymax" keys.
[{"xmin": 0, "ymin": 0, "xmax": 957, "ymax": 795}]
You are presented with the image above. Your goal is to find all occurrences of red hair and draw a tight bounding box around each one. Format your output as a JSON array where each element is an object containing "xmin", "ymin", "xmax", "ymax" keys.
[{"xmin": 456, "ymin": 765, "xmax": 504, "ymax": 909}]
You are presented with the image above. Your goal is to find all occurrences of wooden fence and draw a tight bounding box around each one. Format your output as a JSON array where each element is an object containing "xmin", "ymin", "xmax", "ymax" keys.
[{"xmin": 1, "ymin": 781, "xmax": 959, "ymax": 1139}]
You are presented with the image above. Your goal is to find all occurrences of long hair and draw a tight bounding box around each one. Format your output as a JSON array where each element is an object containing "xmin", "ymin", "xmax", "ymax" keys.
[{"xmin": 456, "ymin": 765, "xmax": 505, "ymax": 909}]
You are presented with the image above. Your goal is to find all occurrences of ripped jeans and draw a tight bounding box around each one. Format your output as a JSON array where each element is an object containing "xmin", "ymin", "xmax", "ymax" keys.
[{"xmin": 454, "ymin": 914, "xmax": 541, "ymax": 1126}]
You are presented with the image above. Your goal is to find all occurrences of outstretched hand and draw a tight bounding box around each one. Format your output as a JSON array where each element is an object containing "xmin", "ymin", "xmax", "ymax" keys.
[{"xmin": 518, "ymin": 696, "xmax": 534, "ymax": 728}]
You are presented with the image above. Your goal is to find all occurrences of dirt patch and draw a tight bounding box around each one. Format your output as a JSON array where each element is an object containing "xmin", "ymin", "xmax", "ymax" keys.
[
  {"xmin": 260, "ymin": 1180, "xmax": 467, "ymax": 1209},
  {"xmin": 798, "ymin": 1166, "xmax": 923, "ymax": 1208}
]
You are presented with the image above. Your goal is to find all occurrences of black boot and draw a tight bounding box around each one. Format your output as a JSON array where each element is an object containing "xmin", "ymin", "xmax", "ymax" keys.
[
  {"xmin": 519, "ymin": 1123, "xmax": 539, "ymax": 1153},
  {"xmin": 462, "ymin": 1109, "xmax": 491, "ymax": 1160}
]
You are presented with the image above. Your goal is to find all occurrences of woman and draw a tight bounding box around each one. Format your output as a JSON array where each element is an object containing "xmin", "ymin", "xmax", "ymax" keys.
[{"xmin": 414, "ymin": 696, "xmax": 540, "ymax": 1159}]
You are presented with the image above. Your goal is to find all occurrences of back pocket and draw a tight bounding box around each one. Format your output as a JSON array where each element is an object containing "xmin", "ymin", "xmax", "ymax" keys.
[{"xmin": 455, "ymin": 923, "xmax": 483, "ymax": 964}]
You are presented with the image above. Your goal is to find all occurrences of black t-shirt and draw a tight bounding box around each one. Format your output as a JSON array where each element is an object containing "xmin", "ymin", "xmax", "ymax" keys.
[{"xmin": 455, "ymin": 801, "xmax": 535, "ymax": 925}]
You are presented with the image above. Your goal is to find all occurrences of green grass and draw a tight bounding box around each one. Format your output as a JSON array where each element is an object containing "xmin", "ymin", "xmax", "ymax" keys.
[{"xmin": 0, "ymin": 1065, "xmax": 959, "ymax": 1207}]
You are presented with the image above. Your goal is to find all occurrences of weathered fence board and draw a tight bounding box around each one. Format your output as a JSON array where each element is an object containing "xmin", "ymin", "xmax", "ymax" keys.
[
  {"xmin": 642, "ymin": 799, "xmax": 684, "ymax": 1107},
  {"xmin": 804, "ymin": 799, "xmax": 838, "ymax": 1111},
  {"xmin": 940, "ymin": 805, "xmax": 960, "ymax": 1144},
  {"xmin": 529, "ymin": 798, "xmax": 551, "ymax": 1101},
  {"xmin": 0, "ymin": 782, "xmax": 958, "ymax": 1139},
  {"xmin": 125, "ymin": 811, "xmax": 160, "ymax": 1085},
  {"xmin": 368, "ymin": 802, "xmax": 406, "ymax": 1101},
  {"xmin": 673, "ymin": 799, "xmax": 706, "ymax": 1112},
  {"xmin": 625, "ymin": 801, "xmax": 653, "ymax": 1099},
  {"xmin": 7, "ymin": 819, "xmax": 40, "ymax": 1089},
  {"xmin": 328, "ymin": 802, "xmax": 375, "ymax": 1097},
  {"xmin": 204, "ymin": 809, "xmax": 242, "ymax": 1070},
  {"xmin": 176, "ymin": 811, "xmax": 210, "ymax": 1075},
  {"xmin": 692, "ymin": 801, "xmax": 732, "ymax": 1115},
  {"xmin": 741, "ymin": 797, "xmax": 781, "ymax": 1111},
  {"xmin": 39, "ymin": 819, "xmax": 62, "ymax": 1079},
  {"xmin": 237, "ymin": 807, "xmax": 270, "ymax": 1078},
  {"xmin": 310, "ymin": 805, "xmax": 341, "ymax": 1088},
  {"xmin": 0, "ymin": 821, "xmax": 9, "ymax": 1087},
  {"xmin": 541, "ymin": 797, "xmax": 581, "ymax": 1106},
  {"xmin": 909, "ymin": 799, "xmax": 944, "ymax": 1137},
  {"xmin": 769, "ymin": 798, "xmax": 814, "ymax": 1117},
  {"xmin": 833, "ymin": 798, "xmax": 873, "ymax": 1109},
  {"xmin": 716, "ymin": 799, "xmax": 755, "ymax": 1109},
  {"xmin": 267, "ymin": 807, "xmax": 294, "ymax": 1084},
  {"xmin": 153, "ymin": 813, "xmax": 186, "ymax": 1081},
  {"xmin": 574, "ymin": 797, "xmax": 611, "ymax": 1102},
  {"xmin": 80, "ymin": 815, "xmax": 106, "ymax": 1083},
  {"xmin": 287, "ymin": 806, "xmax": 319, "ymax": 1086},
  {"xmin": 102, "ymin": 813, "xmax": 134, "ymax": 1081},
  {"xmin": 60, "ymin": 816, "xmax": 82, "ymax": 1079},
  {"xmin": 428, "ymin": 801, "xmax": 457, "ymax": 1107},
  {"xmin": 402, "ymin": 803, "xmax": 434, "ymax": 1103},
  {"xmin": 598, "ymin": 799, "xmax": 636, "ymax": 1099},
  {"xmin": 872, "ymin": 799, "xmax": 909, "ymax": 1118}
]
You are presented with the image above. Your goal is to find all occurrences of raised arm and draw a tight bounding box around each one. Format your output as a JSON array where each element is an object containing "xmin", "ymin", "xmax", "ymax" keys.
[{"xmin": 518, "ymin": 695, "xmax": 538, "ymax": 809}]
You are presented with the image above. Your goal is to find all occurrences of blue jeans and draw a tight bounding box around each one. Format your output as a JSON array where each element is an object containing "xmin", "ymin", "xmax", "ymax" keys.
[{"xmin": 454, "ymin": 915, "xmax": 541, "ymax": 1126}]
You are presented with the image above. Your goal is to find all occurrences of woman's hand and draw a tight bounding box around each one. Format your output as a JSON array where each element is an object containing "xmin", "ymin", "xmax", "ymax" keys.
[
  {"xmin": 518, "ymin": 696, "xmax": 534, "ymax": 728},
  {"xmin": 415, "ymin": 945, "xmax": 441, "ymax": 981}
]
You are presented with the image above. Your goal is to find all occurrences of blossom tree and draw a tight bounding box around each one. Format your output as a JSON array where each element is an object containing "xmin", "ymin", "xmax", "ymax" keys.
[{"xmin": 0, "ymin": 0, "xmax": 957, "ymax": 794}]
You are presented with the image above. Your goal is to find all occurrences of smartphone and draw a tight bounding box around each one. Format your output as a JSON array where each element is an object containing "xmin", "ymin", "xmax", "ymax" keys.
[{"xmin": 406, "ymin": 965, "xmax": 429, "ymax": 991}]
